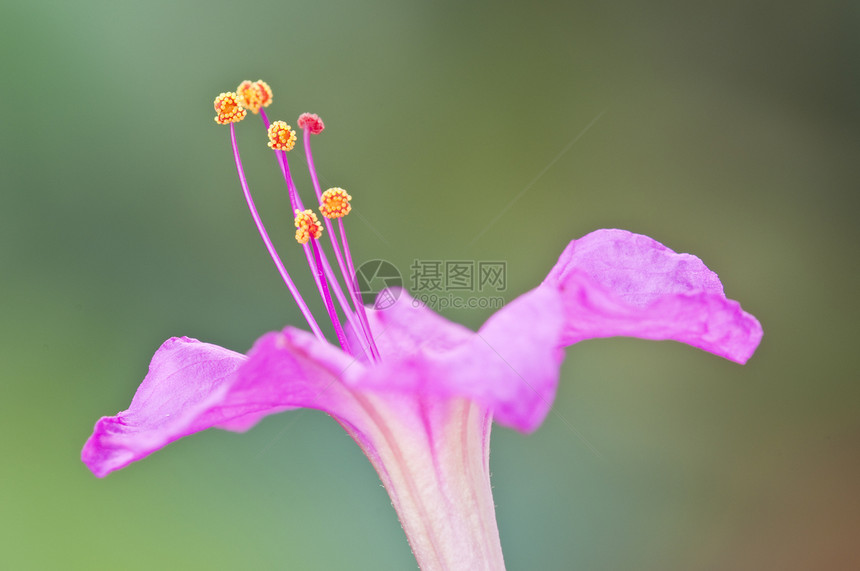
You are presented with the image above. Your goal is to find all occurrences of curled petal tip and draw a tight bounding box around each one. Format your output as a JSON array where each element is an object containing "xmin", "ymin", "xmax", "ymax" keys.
[{"xmin": 546, "ymin": 229, "xmax": 763, "ymax": 363}]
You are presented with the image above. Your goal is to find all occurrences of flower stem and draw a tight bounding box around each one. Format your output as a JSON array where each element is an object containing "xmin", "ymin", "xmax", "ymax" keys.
[{"xmin": 228, "ymin": 124, "xmax": 324, "ymax": 340}]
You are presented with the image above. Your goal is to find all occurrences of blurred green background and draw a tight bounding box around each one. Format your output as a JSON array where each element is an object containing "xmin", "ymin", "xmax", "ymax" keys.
[{"xmin": 2, "ymin": 0, "xmax": 858, "ymax": 569}]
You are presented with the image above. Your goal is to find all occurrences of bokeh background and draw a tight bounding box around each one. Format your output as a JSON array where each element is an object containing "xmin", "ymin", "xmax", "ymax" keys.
[{"xmin": 2, "ymin": 1, "xmax": 858, "ymax": 569}]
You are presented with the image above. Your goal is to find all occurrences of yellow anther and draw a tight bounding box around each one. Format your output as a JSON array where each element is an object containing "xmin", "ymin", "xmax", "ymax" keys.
[
  {"xmin": 236, "ymin": 80, "xmax": 273, "ymax": 114},
  {"xmin": 214, "ymin": 92, "xmax": 246, "ymax": 124},
  {"xmin": 319, "ymin": 187, "xmax": 352, "ymax": 219},
  {"xmin": 294, "ymin": 209, "xmax": 323, "ymax": 244},
  {"xmin": 267, "ymin": 121, "xmax": 297, "ymax": 151}
]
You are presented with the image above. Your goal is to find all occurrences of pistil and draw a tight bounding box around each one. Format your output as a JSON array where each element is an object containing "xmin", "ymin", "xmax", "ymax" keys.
[
  {"xmin": 302, "ymin": 119, "xmax": 380, "ymax": 361},
  {"xmin": 262, "ymin": 111, "xmax": 368, "ymax": 354},
  {"xmin": 222, "ymin": 81, "xmax": 380, "ymax": 358}
]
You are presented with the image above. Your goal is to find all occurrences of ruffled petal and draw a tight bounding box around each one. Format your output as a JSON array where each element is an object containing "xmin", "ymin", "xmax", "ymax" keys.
[
  {"xmin": 351, "ymin": 289, "xmax": 565, "ymax": 432},
  {"xmin": 241, "ymin": 326, "xmax": 506, "ymax": 569},
  {"xmin": 544, "ymin": 229, "xmax": 762, "ymax": 363},
  {"xmin": 231, "ymin": 326, "xmax": 365, "ymax": 419},
  {"xmin": 470, "ymin": 285, "xmax": 566, "ymax": 431},
  {"xmin": 83, "ymin": 333, "xmax": 353, "ymax": 477},
  {"xmin": 82, "ymin": 337, "xmax": 248, "ymax": 477},
  {"xmin": 364, "ymin": 288, "xmax": 475, "ymax": 358},
  {"xmin": 348, "ymin": 292, "xmax": 479, "ymax": 396}
]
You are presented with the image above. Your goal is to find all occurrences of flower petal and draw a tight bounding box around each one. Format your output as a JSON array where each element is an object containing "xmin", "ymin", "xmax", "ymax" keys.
[
  {"xmin": 82, "ymin": 330, "xmax": 365, "ymax": 478},
  {"xmin": 240, "ymin": 327, "xmax": 507, "ymax": 568},
  {"xmin": 470, "ymin": 285, "xmax": 566, "ymax": 431},
  {"xmin": 349, "ymin": 292, "xmax": 478, "ymax": 396},
  {"xmin": 544, "ymin": 229, "xmax": 762, "ymax": 363},
  {"xmin": 231, "ymin": 326, "xmax": 365, "ymax": 418},
  {"xmin": 353, "ymin": 289, "xmax": 565, "ymax": 432},
  {"xmin": 365, "ymin": 288, "xmax": 475, "ymax": 358},
  {"xmin": 81, "ymin": 337, "xmax": 248, "ymax": 477}
]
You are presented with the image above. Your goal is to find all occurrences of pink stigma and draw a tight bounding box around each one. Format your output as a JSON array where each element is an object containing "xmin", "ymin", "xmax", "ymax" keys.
[{"xmin": 298, "ymin": 113, "xmax": 325, "ymax": 135}]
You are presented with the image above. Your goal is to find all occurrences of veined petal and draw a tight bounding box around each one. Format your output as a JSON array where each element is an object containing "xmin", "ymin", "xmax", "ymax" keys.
[
  {"xmin": 231, "ymin": 326, "xmax": 365, "ymax": 419},
  {"xmin": 242, "ymin": 325, "xmax": 506, "ymax": 569},
  {"xmin": 82, "ymin": 333, "xmax": 345, "ymax": 478},
  {"xmin": 346, "ymin": 395, "xmax": 505, "ymax": 570},
  {"xmin": 352, "ymin": 289, "xmax": 565, "ymax": 433},
  {"xmin": 544, "ymin": 229, "xmax": 762, "ymax": 363},
  {"xmin": 471, "ymin": 285, "xmax": 565, "ymax": 432},
  {"xmin": 346, "ymin": 291, "xmax": 472, "ymax": 395},
  {"xmin": 367, "ymin": 288, "xmax": 475, "ymax": 357},
  {"xmin": 82, "ymin": 337, "xmax": 249, "ymax": 477}
]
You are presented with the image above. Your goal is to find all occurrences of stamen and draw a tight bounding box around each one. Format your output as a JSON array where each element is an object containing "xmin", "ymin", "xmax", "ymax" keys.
[
  {"xmin": 335, "ymin": 216, "xmax": 379, "ymax": 361},
  {"xmin": 227, "ymin": 124, "xmax": 324, "ymax": 340},
  {"xmin": 236, "ymin": 80, "xmax": 273, "ymax": 114},
  {"xmin": 299, "ymin": 120, "xmax": 379, "ymax": 361},
  {"xmin": 259, "ymin": 111, "xmax": 302, "ymax": 211},
  {"xmin": 295, "ymin": 210, "xmax": 352, "ymax": 354},
  {"xmin": 261, "ymin": 112, "xmax": 367, "ymax": 354},
  {"xmin": 320, "ymin": 188, "xmax": 352, "ymax": 219},
  {"xmin": 267, "ymin": 121, "xmax": 297, "ymax": 152},
  {"xmin": 243, "ymin": 101, "xmax": 371, "ymax": 358},
  {"xmin": 214, "ymin": 92, "xmax": 246, "ymax": 124},
  {"xmin": 294, "ymin": 209, "xmax": 323, "ymax": 244}
]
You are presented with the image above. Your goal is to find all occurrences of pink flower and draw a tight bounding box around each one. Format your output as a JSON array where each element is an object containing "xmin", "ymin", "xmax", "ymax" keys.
[{"xmin": 83, "ymin": 84, "xmax": 762, "ymax": 570}]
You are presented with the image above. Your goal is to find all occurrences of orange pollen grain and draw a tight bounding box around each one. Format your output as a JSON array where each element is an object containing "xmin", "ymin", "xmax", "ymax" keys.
[
  {"xmin": 319, "ymin": 187, "xmax": 352, "ymax": 219},
  {"xmin": 294, "ymin": 209, "xmax": 323, "ymax": 244},
  {"xmin": 214, "ymin": 92, "xmax": 247, "ymax": 124},
  {"xmin": 267, "ymin": 121, "xmax": 297, "ymax": 151},
  {"xmin": 236, "ymin": 79, "xmax": 273, "ymax": 114}
]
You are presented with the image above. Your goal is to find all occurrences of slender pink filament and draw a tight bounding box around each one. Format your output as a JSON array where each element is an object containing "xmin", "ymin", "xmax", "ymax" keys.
[
  {"xmin": 228, "ymin": 124, "xmax": 324, "ymax": 340},
  {"xmin": 303, "ymin": 127, "xmax": 380, "ymax": 361},
  {"xmin": 338, "ymin": 217, "xmax": 380, "ymax": 360},
  {"xmin": 310, "ymin": 238, "xmax": 351, "ymax": 353},
  {"xmin": 260, "ymin": 110, "xmax": 368, "ymax": 354}
]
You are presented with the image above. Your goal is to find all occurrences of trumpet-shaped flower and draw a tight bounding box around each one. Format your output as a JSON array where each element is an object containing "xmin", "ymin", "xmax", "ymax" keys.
[{"xmin": 82, "ymin": 82, "xmax": 762, "ymax": 570}]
